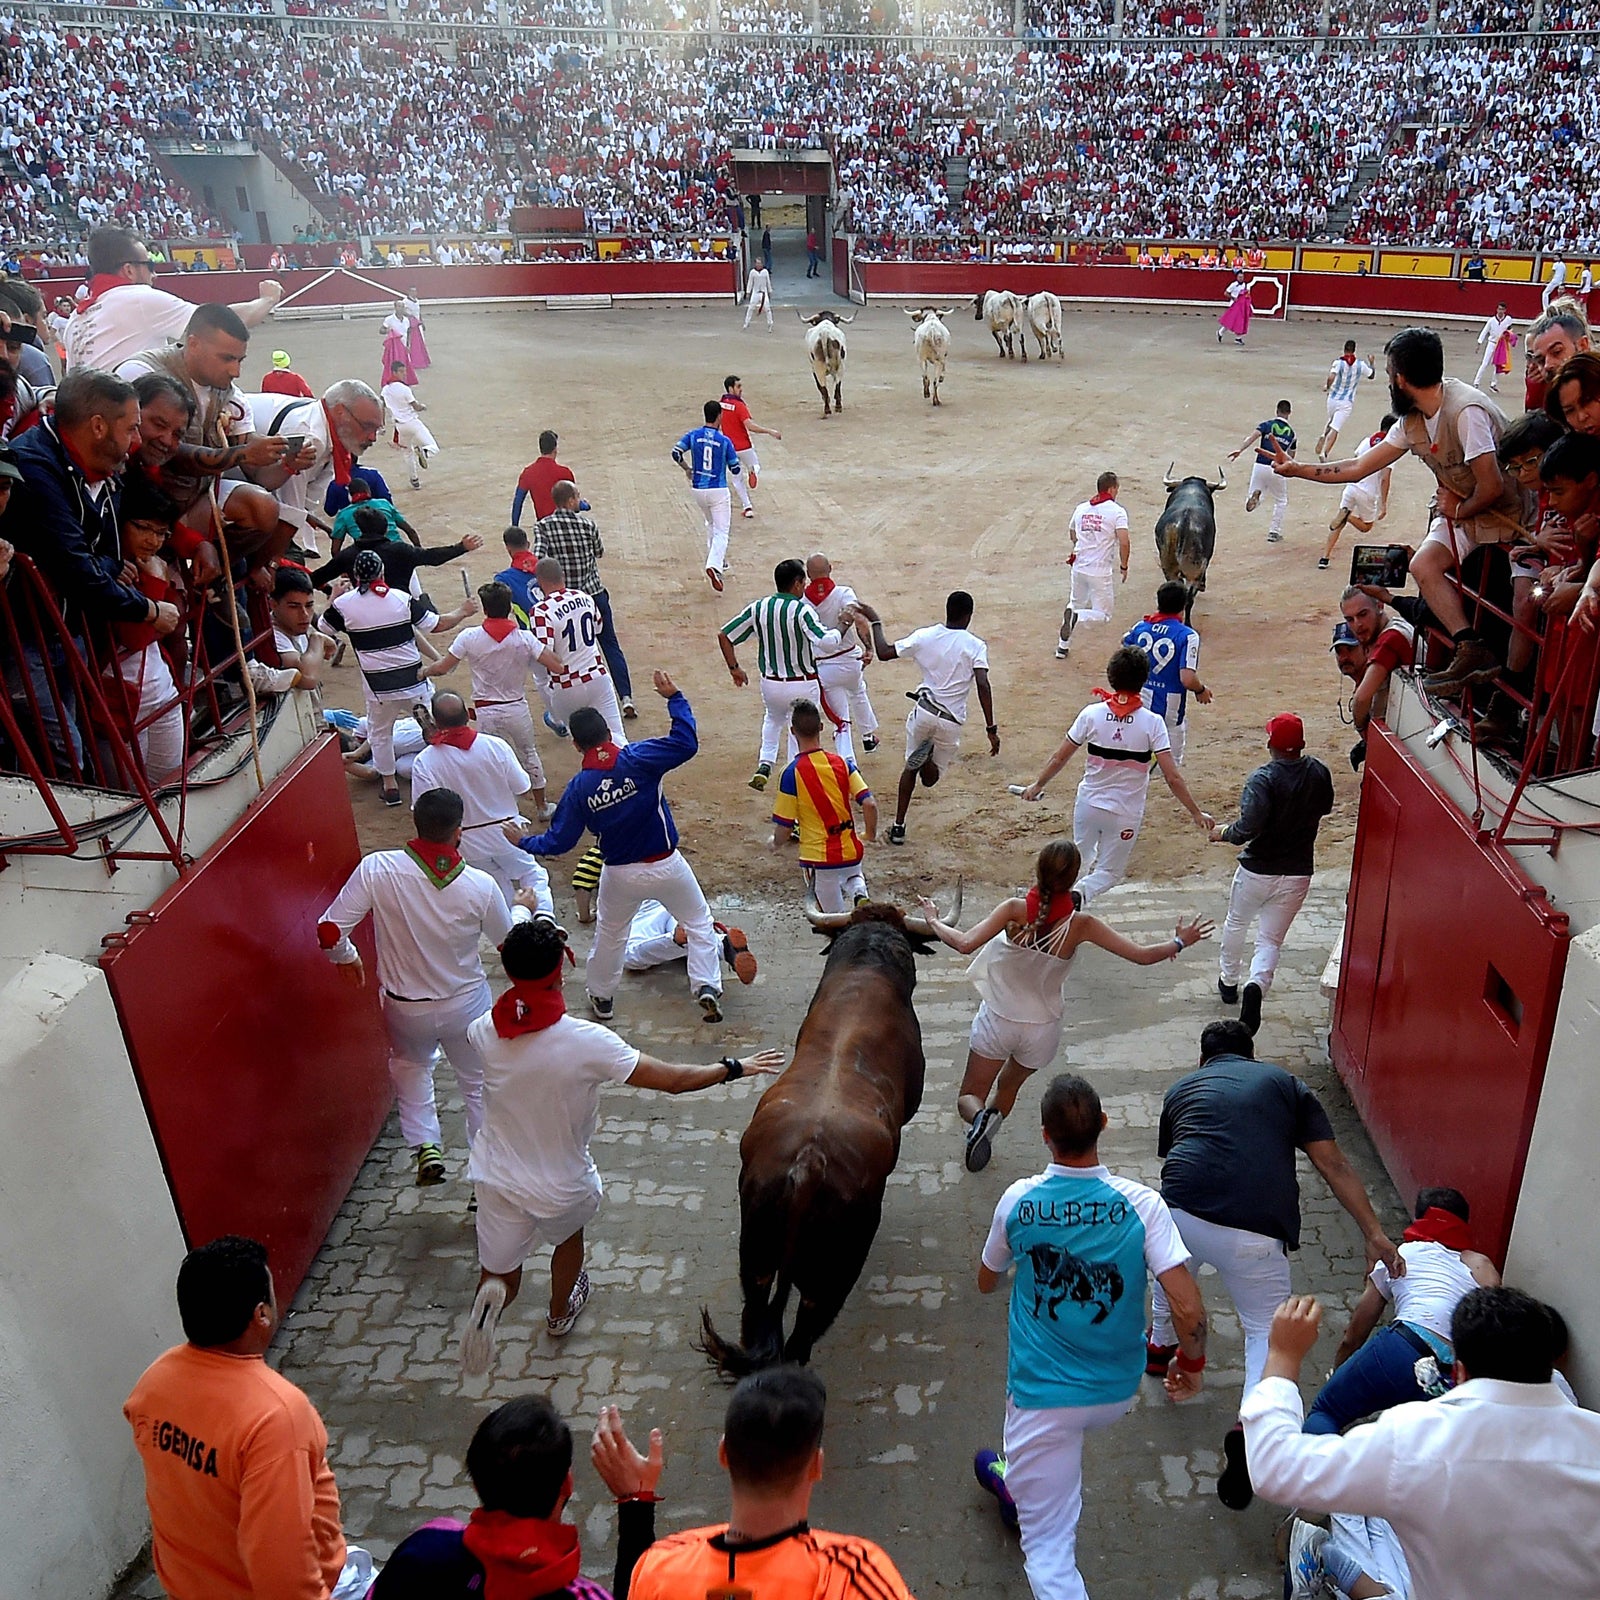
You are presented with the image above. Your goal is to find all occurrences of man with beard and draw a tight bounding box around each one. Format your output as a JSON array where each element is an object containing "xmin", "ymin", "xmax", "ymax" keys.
[{"xmin": 1271, "ymin": 327, "xmax": 1529, "ymax": 696}]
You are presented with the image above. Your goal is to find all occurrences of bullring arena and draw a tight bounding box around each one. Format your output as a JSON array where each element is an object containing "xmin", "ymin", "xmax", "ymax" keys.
[{"xmin": 5, "ymin": 7, "xmax": 1600, "ymax": 1599}]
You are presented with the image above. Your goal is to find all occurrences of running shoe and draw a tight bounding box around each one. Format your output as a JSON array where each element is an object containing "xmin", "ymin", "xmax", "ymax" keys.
[
  {"xmin": 863, "ymin": 734, "xmax": 879, "ymax": 752},
  {"xmin": 749, "ymin": 762, "xmax": 771, "ymax": 792},
  {"xmin": 706, "ymin": 567, "xmax": 725, "ymax": 593},
  {"xmin": 1241, "ymin": 982, "xmax": 1264, "ymax": 1036},
  {"xmin": 887, "ymin": 822, "xmax": 906, "ymax": 845},
  {"xmin": 965, "ymin": 1108, "xmax": 1002, "ymax": 1172},
  {"xmin": 415, "ymin": 1143, "xmax": 447, "ymax": 1186},
  {"xmin": 1217, "ymin": 1423, "xmax": 1253, "ymax": 1510},
  {"xmin": 742, "ymin": 506, "xmax": 756, "ymax": 519},
  {"xmin": 543, "ymin": 710, "xmax": 569, "ymax": 738},
  {"xmin": 1286, "ymin": 1518, "xmax": 1330, "ymax": 1600},
  {"xmin": 720, "ymin": 927, "xmax": 758, "ymax": 984},
  {"xmin": 905, "ymin": 737, "xmax": 936, "ymax": 772},
  {"xmin": 460, "ymin": 1276, "xmax": 507, "ymax": 1376},
  {"xmin": 973, "ymin": 1450, "xmax": 1020, "ymax": 1531},
  {"xmin": 382, "ymin": 784, "xmax": 403, "ymax": 808},
  {"xmin": 621, "ymin": 697, "xmax": 637, "ymax": 719},
  {"xmin": 1217, "ymin": 977, "xmax": 1240, "ymax": 1005},
  {"xmin": 697, "ymin": 986, "xmax": 724, "ymax": 1023},
  {"xmin": 547, "ymin": 1270, "xmax": 592, "ymax": 1337},
  {"xmin": 589, "ymin": 994, "xmax": 615, "ymax": 1022}
]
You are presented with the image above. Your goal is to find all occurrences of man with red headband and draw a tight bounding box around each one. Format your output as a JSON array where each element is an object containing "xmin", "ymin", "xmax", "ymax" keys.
[
  {"xmin": 1207, "ymin": 711, "xmax": 1333, "ymax": 1036},
  {"xmin": 458, "ymin": 916, "xmax": 783, "ymax": 1376}
]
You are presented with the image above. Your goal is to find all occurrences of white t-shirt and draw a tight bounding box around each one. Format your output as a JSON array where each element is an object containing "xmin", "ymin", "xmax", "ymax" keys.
[
  {"xmin": 1386, "ymin": 405, "xmax": 1496, "ymax": 463},
  {"xmin": 409, "ymin": 734, "xmax": 530, "ymax": 828},
  {"xmin": 895, "ymin": 624, "xmax": 989, "ymax": 722},
  {"xmin": 1068, "ymin": 700, "xmax": 1171, "ymax": 818},
  {"xmin": 806, "ymin": 580, "xmax": 858, "ymax": 635},
  {"xmin": 1070, "ymin": 497, "xmax": 1129, "ymax": 572},
  {"xmin": 64, "ymin": 282, "xmax": 196, "ymax": 373},
  {"xmin": 272, "ymin": 624, "xmax": 311, "ymax": 662},
  {"xmin": 448, "ymin": 623, "xmax": 542, "ymax": 703},
  {"xmin": 532, "ymin": 588, "xmax": 605, "ymax": 685},
  {"xmin": 466, "ymin": 1011, "xmax": 640, "ymax": 1213},
  {"xmin": 1371, "ymin": 1240, "xmax": 1482, "ymax": 1344},
  {"xmin": 381, "ymin": 380, "xmax": 421, "ymax": 425}
]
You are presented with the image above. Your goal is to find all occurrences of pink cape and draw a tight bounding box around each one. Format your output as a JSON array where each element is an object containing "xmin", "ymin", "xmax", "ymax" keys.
[
  {"xmin": 1218, "ymin": 288, "xmax": 1253, "ymax": 337},
  {"xmin": 381, "ymin": 328, "xmax": 416, "ymax": 386},
  {"xmin": 406, "ymin": 319, "xmax": 431, "ymax": 372}
]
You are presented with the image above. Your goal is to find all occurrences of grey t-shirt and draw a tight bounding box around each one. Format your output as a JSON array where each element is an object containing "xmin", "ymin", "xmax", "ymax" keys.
[{"xmin": 1158, "ymin": 1054, "xmax": 1335, "ymax": 1249}]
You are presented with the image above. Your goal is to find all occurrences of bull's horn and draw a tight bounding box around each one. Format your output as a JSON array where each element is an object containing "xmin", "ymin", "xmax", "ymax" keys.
[
  {"xmin": 838, "ymin": 313, "xmax": 856, "ymax": 324},
  {"xmin": 803, "ymin": 887, "xmax": 854, "ymax": 931},
  {"xmin": 1208, "ymin": 463, "xmax": 1229, "ymax": 492},
  {"xmin": 793, "ymin": 308, "xmax": 813, "ymax": 323},
  {"xmin": 901, "ymin": 876, "xmax": 964, "ymax": 939},
  {"xmin": 1162, "ymin": 460, "xmax": 1179, "ymax": 490}
]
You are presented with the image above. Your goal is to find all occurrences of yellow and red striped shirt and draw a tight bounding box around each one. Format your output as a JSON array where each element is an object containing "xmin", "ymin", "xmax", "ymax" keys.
[{"xmin": 773, "ymin": 749, "xmax": 870, "ymax": 867}]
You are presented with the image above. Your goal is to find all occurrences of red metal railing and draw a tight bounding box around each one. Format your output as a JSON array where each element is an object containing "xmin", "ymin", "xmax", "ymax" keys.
[{"xmin": 0, "ymin": 553, "xmax": 280, "ymax": 873}]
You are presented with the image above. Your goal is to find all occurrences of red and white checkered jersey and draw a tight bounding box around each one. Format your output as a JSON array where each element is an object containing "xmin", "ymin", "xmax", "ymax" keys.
[{"xmin": 531, "ymin": 588, "xmax": 606, "ymax": 686}]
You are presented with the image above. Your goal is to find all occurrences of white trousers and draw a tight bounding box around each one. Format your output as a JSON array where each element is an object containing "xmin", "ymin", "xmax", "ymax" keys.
[
  {"xmin": 1071, "ymin": 795, "xmax": 1144, "ymax": 905},
  {"xmin": 586, "ymin": 852, "xmax": 720, "ymax": 1001},
  {"xmin": 548, "ymin": 673, "xmax": 627, "ymax": 747},
  {"xmin": 730, "ymin": 446, "xmax": 760, "ymax": 511},
  {"xmin": 807, "ymin": 861, "xmax": 867, "ymax": 912},
  {"xmin": 460, "ymin": 826, "xmax": 552, "ymax": 915},
  {"xmin": 474, "ymin": 699, "xmax": 545, "ymax": 790},
  {"xmin": 622, "ymin": 899, "xmax": 683, "ymax": 970},
  {"xmin": 380, "ymin": 980, "xmax": 492, "ymax": 1147},
  {"xmin": 367, "ymin": 692, "xmax": 429, "ymax": 779},
  {"xmin": 817, "ymin": 653, "xmax": 877, "ymax": 763},
  {"xmin": 758, "ymin": 675, "xmax": 818, "ymax": 766},
  {"xmin": 692, "ymin": 486, "xmax": 732, "ymax": 572},
  {"xmin": 1472, "ymin": 348, "xmax": 1498, "ymax": 390},
  {"xmin": 116, "ymin": 643, "xmax": 185, "ymax": 781},
  {"xmin": 1148, "ymin": 1208, "xmax": 1291, "ymax": 1398},
  {"xmin": 396, "ymin": 417, "xmax": 439, "ymax": 456},
  {"xmin": 743, "ymin": 292, "xmax": 773, "ymax": 328},
  {"xmin": 1003, "ymin": 1395, "xmax": 1135, "ymax": 1600},
  {"xmin": 1159, "ymin": 702, "xmax": 1188, "ymax": 766},
  {"xmin": 1068, "ymin": 564, "xmax": 1115, "ymax": 626},
  {"xmin": 1248, "ymin": 461, "xmax": 1289, "ymax": 535},
  {"xmin": 1219, "ymin": 865, "xmax": 1311, "ymax": 994}
]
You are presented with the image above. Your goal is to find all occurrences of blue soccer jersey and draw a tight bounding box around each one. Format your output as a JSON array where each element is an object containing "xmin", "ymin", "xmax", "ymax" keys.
[
  {"xmin": 1254, "ymin": 417, "xmax": 1296, "ymax": 465},
  {"xmin": 673, "ymin": 426, "xmax": 741, "ymax": 489},
  {"xmin": 1124, "ymin": 615, "xmax": 1200, "ymax": 724},
  {"xmin": 982, "ymin": 1164, "xmax": 1189, "ymax": 1409}
]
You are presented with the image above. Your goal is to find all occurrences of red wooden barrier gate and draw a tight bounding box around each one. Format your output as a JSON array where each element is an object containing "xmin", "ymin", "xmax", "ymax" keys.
[
  {"xmin": 100, "ymin": 737, "xmax": 392, "ymax": 1305},
  {"xmin": 1332, "ymin": 726, "xmax": 1571, "ymax": 1262}
]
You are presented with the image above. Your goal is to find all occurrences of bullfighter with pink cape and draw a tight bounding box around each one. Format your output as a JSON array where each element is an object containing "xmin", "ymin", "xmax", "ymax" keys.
[{"xmin": 1218, "ymin": 270, "xmax": 1253, "ymax": 345}]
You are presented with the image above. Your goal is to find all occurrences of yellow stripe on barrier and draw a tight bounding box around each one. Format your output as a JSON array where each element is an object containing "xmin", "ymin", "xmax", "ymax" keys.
[
  {"xmin": 1300, "ymin": 249, "xmax": 1373, "ymax": 275},
  {"xmin": 1377, "ymin": 251, "xmax": 1456, "ymax": 278}
]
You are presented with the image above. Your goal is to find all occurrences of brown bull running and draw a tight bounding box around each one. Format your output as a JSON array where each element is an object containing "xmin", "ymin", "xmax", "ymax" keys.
[{"xmin": 698, "ymin": 891, "xmax": 959, "ymax": 1375}]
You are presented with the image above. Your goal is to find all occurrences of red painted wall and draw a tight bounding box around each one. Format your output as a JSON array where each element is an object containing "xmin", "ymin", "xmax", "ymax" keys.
[
  {"xmin": 100, "ymin": 736, "xmax": 391, "ymax": 1306},
  {"xmin": 1330, "ymin": 725, "xmax": 1571, "ymax": 1262}
]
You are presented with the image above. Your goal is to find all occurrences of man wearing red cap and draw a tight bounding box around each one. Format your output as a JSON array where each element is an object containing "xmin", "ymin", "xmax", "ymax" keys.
[{"xmin": 1208, "ymin": 712, "xmax": 1333, "ymax": 1035}]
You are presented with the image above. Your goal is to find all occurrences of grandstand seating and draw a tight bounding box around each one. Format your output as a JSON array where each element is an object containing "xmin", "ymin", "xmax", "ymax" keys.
[{"xmin": 1, "ymin": 10, "xmax": 1598, "ymax": 257}]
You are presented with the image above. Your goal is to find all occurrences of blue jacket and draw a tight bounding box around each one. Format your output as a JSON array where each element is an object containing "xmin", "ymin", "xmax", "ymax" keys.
[
  {"xmin": 3, "ymin": 418, "xmax": 146, "ymax": 625},
  {"xmin": 518, "ymin": 691, "xmax": 697, "ymax": 864}
]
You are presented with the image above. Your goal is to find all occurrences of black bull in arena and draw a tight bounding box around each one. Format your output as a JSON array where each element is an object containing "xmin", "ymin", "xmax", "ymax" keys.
[
  {"xmin": 698, "ymin": 890, "xmax": 959, "ymax": 1375},
  {"xmin": 1154, "ymin": 463, "xmax": 1228, "ymax": 622}
]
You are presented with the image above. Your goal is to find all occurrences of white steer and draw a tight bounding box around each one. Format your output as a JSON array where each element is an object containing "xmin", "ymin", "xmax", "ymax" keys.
[
  {"xmin": 905, "ymin": 305, "xmax": 956, "ymax": 405},
  {"xmin": 799, "ymin": 309, "xmax": 854, "ymax": 417},
  {"xmin": 1026, "ymin": 290, "xmax": 1064, "ymax": 361},
  {"xmin": 972, "ymin": 288, "xmax": 1024, "ymax": 359}
]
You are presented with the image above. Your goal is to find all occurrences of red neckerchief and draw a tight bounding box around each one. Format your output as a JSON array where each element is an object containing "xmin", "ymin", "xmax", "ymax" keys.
[
  {"xmin": 482, "ymin": 617, "xmax": 518, "ymax": 642},
  {"xmin": 1024, "ymin": 886, "xmax": 1075, "ymax": 931},
  {"xmin": 359, "ymin": 575, "xmax": 390, "ymax": 597},
  {"xmin": 804, "ymin": 575, "xmax": 836, "ymax": 606},
  {"xmin": 1089, "ymin": 492, "xmax": 1115, "ymax": 505},
  {"xmin": 1144, "ymin": 611, "xmax": 1183, "ymax": 624},
  {"xmin": 462, "ymin": 1509, "xmax": 582, "ymax": 1600},
  {"xmin": 510, "ymin": 550, "xmax": 539, "ymax": 572},
  {"xmin": 1340, "ymin": 352, "xmax": 1357, "ymax": 365},
  {"xmin": 74, "ymin": 272, "xmax": 130, "ymax": 313},
  {"xmin": 59, "ymin": 426, "xmax": 109, "ymax": 485},
  {"xmin": 322, "ymin": 400, "xmax": 352, "ymax": 485},
  {"xmin": 1403, "ymin": 1207, "xmax": 1474, "ymax": 1254},
  {"xmin": 1093, "ymin": 687, "xmax": 1144, "ymax": 717},
  {"xmin": 429, "ymin": 725, "xmax": 476, "ymax": 750},
  {"xmin": 582, "ymin": 743, "xmax": 622, "ymax": 770},
  {"xmin": 403, "ymin": 838, "xmax": 465, "ymax": 889},
  {"xmin": 489, "ymin": 960, "xmax": 573, "ymax": 1039}
]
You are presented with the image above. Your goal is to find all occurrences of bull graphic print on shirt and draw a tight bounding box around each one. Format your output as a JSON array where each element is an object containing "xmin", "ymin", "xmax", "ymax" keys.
[{"xmin": 1025, "ymin": 1242, "xmax": 1125, "ymax": 1324}]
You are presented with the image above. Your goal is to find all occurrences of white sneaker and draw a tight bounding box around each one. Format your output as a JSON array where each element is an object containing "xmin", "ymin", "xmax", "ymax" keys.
[
  {"xmin": 1286, "ymin": 1518, "xmax": 1330, "ymax": 1600},
  {"xmin": 547, "ymin": 1270, "xmax": 592, "ymax": 1337},
  {"xmin": 460, "ymin": 1277, "xmax": 508, "ymax": 1376}
]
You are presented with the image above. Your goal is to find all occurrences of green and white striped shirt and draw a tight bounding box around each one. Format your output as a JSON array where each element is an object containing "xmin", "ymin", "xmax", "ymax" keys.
[{"xmin": 721, "ymin": 592, "xmax": 828, "ymax": 680}]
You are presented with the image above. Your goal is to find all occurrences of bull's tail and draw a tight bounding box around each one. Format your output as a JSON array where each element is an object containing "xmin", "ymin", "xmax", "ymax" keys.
[{"xmin": 697, "ymin": 1149, "xmax": 825, "ymax": 1379}]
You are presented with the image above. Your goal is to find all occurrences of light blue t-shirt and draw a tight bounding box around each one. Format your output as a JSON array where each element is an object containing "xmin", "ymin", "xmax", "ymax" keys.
[{"xmin": 983, "ymin": 1164, "xmax": 1189, "ymax": 1409}]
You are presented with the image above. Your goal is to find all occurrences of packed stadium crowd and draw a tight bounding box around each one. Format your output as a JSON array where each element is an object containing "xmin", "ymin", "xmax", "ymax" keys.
[{"xmin": 4, "ymin": 7, "xmax": 1600, "ymax": 257}]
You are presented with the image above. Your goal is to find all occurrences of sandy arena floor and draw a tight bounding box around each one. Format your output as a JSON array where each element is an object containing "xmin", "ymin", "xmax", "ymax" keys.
[{"xmin": 293, "ymin": 297, "xmax": 1461, "ymax": 900}]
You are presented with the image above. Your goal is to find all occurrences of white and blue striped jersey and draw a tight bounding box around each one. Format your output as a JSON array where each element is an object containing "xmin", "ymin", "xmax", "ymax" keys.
[
  {"xmin": 1328, "ymin": 355, "xmax": 1374, "ymax": 404},
  {"xmin": 1123, "ymin": 615, "xmax": 1201, "ymax": 724}
]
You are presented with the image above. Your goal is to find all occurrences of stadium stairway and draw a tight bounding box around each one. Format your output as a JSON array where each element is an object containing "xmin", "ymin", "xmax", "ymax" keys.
[
  {"xmin": 943, "ymin": 154, "xmax": 970, "ymax": 204},
  {"xmin": 1324, "ymin": 150, "xmax": 1387, "ymax": 239}
]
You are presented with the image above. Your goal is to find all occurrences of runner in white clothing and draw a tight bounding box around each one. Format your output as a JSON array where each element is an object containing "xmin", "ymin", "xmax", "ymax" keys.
[
  {"xmin": 1020, "ymin": 647, "xmax": 1213, "ymax": 903},
  {"xmin": 317, "ymin": 786, "xmax": 541, "ymax": 1187},
  {"xmin": 420, "ymin": 580, "xmax": 549, "ymax": 816},
  {"xmin": 918, "ymin": 839, "xmax": 1213, "ymax": 1172},
  {"xmin": 408, "ymin": 692, "xmax": 554, "ymax": 914},
  {"xmin": 804, "ymin": 552, "xmax": 880, "ymax": 756},
  {"xmin": 1057, "ymin": 473, "xmax": 1130, "ymax": 659},
  {"xmin": 458, "ymin": 916, "xmax": 784, "ymax": 1373},
  {"xmin": 1321, "ymin": 413, "xmax": 1397, "ymax": 569},
  {"xmin": 743, "ymin": 262, "xmax": 774, "ymax": 329},
  {"xmin": 529, "ymin": 556, "xmax": 627, "ymax": 745},
  {"xmin": 382, "ymin": 361, "xmax": 438, "ymax": 488}
]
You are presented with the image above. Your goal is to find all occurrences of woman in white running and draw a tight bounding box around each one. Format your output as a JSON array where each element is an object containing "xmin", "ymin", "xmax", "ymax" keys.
[{"xmin": 917, "ymin": 840, "xmax": 1212, "ymax": 1173}]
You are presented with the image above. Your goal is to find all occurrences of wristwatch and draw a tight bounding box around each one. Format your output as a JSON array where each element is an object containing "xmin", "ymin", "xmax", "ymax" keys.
[{"xmin": 720, "ymin": 1056, "xmax": 745, "ymax": 1081}]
